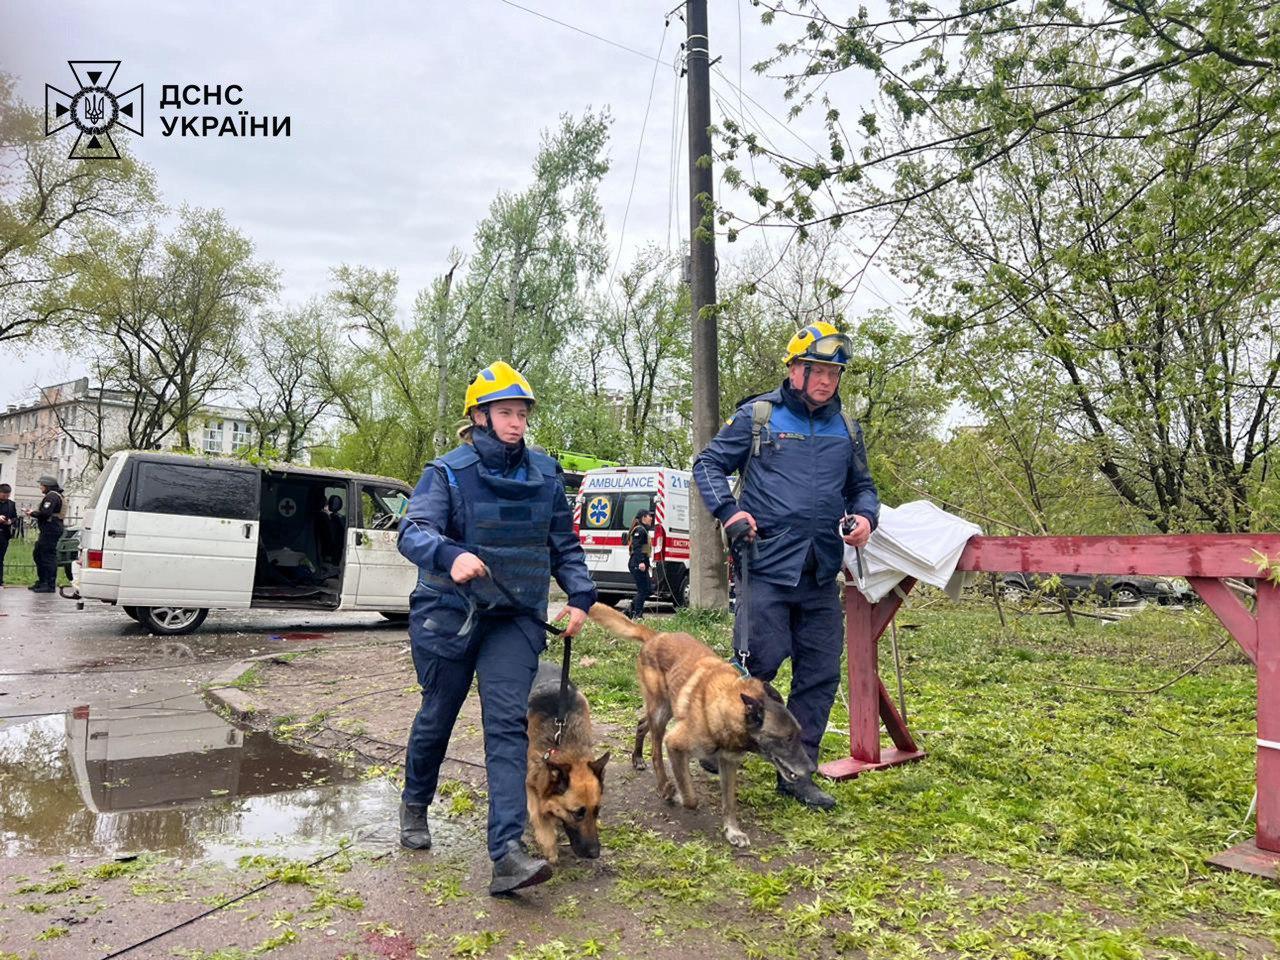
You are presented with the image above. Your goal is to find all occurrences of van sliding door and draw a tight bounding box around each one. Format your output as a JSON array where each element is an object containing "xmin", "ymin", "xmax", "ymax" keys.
[{"xmin": 116, "ymin": 461, "xmax": 260, "ymax": 608}]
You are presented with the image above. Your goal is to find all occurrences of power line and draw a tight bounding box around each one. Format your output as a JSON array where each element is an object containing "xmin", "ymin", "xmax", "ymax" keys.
[
  {"xmin": 736, "ymin": 0, "xmax": 773, "ymax": 259},
  {"xmin": 671, "ymin": 68, "xmax": 687, "ymax": 253},
  {"xmin": 608, "ymin": 20, "xmax": 671, "ymax": 288},
  {"xmin": 711, "ymin": 64, "xmax": 821, "ymax": 160},
  {"xmin": 494, "ymin": 0, "xmax": 675, "ymax": 68},
  {"xmin": 666, "ymin": 64, "xmax": 684, "ymax": 252}
]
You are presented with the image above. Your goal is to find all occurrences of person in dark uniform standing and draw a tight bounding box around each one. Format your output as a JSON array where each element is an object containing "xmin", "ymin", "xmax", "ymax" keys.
[
  {"xmin": 0, "ymin": 484, "xmax": 17, "ymax": 586},
  {"xmin": 693, "ymin": 322, "xmax": 879, "ymax": 811},
  {"xmin": 627, "ymin": 508, "xmax": 655, "ymax": 619},
  {"xmin": 24, "ymin": 476, "xmax": 65, "ymax": 593},
  {"xmin": 396, "ymin": 361, "xmax": 597, "ymax": 895}
]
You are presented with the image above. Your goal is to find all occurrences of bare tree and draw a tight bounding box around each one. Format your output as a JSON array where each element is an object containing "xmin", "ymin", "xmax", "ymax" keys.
[
  {"xmin": 596, "ymin": 246, "xmax": 690, "ymax": 463},
  {"xmin": 245, "ymin": 300, "xmax": 336, "ymax": 461}
]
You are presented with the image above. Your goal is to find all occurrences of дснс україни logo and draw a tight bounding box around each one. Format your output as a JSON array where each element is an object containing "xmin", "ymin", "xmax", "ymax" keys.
[{"xmin": 45, "ymin": 60, "xmax": 143, "ymax": 160}]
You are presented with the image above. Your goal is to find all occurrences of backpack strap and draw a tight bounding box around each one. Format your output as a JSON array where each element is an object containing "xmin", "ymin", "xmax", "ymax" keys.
[
  {"xmin": 841, "ymin": 410, "xmax": 873, "ymax": 476},
  {"xmin": 731, "ymin": 399, "xmax": 774, "ymax": 501}
]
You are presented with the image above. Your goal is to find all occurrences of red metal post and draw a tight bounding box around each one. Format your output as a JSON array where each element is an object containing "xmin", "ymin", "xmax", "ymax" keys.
[
  {"xmin": 1187, "ymin": 577, "xmax": 1258, "ymax": 663},
  {"xmin": 1209, "ymin": 578, "xmax": 1280, "ymax": 877},
  {"xmin": 1257, "ymin": 581, "xmax": 1280, "ymax": 852},
  {"xmin": 820, "ymin": 578, "xmax": 925, "ymax": 780}
]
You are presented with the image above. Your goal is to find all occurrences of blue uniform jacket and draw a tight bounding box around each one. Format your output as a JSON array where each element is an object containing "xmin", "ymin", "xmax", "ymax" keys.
[
  {"xmin": 693, "ymin": 383, "xmax": 880, "ymax": 587},
  {"xmin": 398, "ymin": 435, "xmax": 598, "ymax": 658}
]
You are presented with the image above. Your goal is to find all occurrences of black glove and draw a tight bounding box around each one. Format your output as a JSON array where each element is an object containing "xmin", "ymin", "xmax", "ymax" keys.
[{"xmin": 724, "ymin": 517, "xmax": 753, "ymax": 546}]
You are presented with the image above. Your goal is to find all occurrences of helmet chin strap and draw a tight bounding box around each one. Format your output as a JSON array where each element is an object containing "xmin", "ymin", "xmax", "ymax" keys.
[
  {"xmin": 798, "ymin": 361, "xmax": 840, "ymax": 406},
  {"xmin": 473, "ymin": 407, "xmax": 522, "ymax": 449}
]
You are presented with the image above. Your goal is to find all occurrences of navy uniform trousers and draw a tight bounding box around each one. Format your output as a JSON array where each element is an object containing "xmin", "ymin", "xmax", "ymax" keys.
[
  {"xmin": 402, "ymin": 615, "xmax": 539, "ymax": 861},
  {"xmin": 733, "ymin": 569, "xmax": 844, "ymax": 765}
]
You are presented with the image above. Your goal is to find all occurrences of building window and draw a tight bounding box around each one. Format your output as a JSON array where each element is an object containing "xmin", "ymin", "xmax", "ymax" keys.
[
  {"xmin": 232, "ymin": 420, "xmax": 251, "ymax": 452},
  {"xmin": 203, "ymin": 421, "xmax": 225, "ymax": 454}
]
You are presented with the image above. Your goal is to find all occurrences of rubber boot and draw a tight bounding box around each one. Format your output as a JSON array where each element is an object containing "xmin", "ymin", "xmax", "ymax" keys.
[
  {"xmin": 399, "ymin": 801, "xmax": 432, "ymax": 850},
  {"xmin": 488, "ymin": 839, "xmax": 552, "ymax": 895},
  {"xmin": 777, "ymin": 774, "xmax": 836, "ymax": 810}
]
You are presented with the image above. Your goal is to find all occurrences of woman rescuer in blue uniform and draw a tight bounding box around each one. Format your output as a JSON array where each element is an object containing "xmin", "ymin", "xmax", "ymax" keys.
[{"xmin": 396, "ymin": 361, "xmax": 597, "ymax": 895}]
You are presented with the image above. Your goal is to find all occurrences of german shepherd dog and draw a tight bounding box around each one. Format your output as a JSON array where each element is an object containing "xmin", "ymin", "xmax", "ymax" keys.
[
  {"xmin": 588, "ymin": 603, "xmax": 815, "ymax": 847},
  {"xmin": 526, "ymin": 661, "xmax": 610, "ymax": 863}
]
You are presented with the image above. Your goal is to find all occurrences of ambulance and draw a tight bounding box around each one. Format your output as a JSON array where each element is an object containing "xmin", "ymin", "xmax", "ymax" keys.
[{"xmin": 573, "ymin": 466, "xmax": 691, "ymax": 607}]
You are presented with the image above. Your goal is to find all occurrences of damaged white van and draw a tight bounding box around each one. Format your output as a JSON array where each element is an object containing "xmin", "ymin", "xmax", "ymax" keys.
[{"xmin": 72, "ymin": 451, "xmax": 417, "ymax": 635}]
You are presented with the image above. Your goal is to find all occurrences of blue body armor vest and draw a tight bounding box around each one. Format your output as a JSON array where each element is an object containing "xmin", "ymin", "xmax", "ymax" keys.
[{"xmin": 411, "ymin": 442, "xmax": 560, "ymax": 657}]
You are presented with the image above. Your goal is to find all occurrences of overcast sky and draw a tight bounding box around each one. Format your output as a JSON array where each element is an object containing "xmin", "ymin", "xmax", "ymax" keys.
[{"xmin": 1, "ymin": 0, "xmax": 892, "ymax": 408}]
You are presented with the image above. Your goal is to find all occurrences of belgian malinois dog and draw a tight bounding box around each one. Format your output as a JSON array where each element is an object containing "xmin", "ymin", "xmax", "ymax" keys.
[
  {"xmin": 588, "ymin": 603, "xmax": 814, "ymax": 847},
  {"xmin": 526, "ymin": 661, "xmax": 610, "ymax": 863}
]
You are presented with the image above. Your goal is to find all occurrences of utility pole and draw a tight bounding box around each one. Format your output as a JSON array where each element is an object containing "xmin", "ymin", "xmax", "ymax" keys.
[{"xmin": 684, "ymin": 0, "xmax": 728, "ymax": 609}]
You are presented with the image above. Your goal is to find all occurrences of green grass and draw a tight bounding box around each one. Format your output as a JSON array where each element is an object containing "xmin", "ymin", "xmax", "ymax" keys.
[
  {"xmin": 0, "ymin": 536, "xmax": 77, "ymax": 587},
  {"xmin": 550, "ymin": 598, "xmax": 1278, "ymax": 958},
  {"xmin": 1, "ymin": 538, "xmax": 38, "ymax": 586}
]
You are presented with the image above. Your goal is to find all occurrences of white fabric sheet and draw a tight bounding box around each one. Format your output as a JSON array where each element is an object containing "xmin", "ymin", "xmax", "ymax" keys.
[{"xmin": 846, "ymin": 500, "xmax": 983, "ymax": 603}]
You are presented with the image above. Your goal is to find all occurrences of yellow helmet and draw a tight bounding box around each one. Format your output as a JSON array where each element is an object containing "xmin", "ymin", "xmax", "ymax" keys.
[
  {"xmin": 463, "ymin": 361, "xmax": 536, "ymax": 416},
  {"xmin": 783, "ymin": 321, "xmax": 852, "ymax": 368}
]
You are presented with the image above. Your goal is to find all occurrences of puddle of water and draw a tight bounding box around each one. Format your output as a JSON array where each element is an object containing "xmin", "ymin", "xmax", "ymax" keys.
[{"xmin": 0, "ymin": 687, "xmax": 477, "ymax": 864}]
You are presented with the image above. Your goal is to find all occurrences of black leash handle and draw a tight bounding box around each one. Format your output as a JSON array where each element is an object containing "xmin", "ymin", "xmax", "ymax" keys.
[
  {"xmin": 728, "ymin": 533, "xmax": 755, "ymax": 672},
  {"xmin": 478, "ymin": 569, "xmax": 575, "ymax": 744},
  {"xmin": 476, "ymin": 570, "xmax": 566, "ymax": 636}
]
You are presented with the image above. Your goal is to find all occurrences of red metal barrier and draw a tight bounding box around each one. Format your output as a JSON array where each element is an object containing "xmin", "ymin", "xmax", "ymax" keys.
[{"xmin": 818, "ymin": 534, "xmax": 1280, "ymax": 877}]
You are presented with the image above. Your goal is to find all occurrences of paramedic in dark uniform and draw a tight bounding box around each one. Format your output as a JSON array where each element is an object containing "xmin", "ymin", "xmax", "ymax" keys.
[
  {"xmin": 0, "ymin": 483, "xmax": 17, "ymax": 586},
  {"xmin": 25, "ymin": 475, "xmax": 65, "ymax": 593},
  {"xmin": 628, "ymin": 508, "xmax": 655, "ymax": 618},
  {"xmin": 693, "ymin": 322, "xmax": 880, "ymax": 810},
  {"xmin": 396, "ymin": 361, "xmax": 597, "ymax": 895}
]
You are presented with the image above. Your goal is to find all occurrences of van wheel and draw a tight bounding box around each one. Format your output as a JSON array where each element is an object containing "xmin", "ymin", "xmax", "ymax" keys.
[
  {"xmin": 122, "ymin": 606, "xmax": 143, "ymax": 623},
  {"xmin": 141, "ymin": 607, "xmax": 209, "ymax": 636}
]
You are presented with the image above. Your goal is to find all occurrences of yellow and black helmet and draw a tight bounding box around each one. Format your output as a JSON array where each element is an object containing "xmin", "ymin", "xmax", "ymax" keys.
[
  {"xmin": 463, "ymin": 361, "xmax": 536, "ymax": 416},
  {"xmin": 783, "ymin": 321, "xmax": 852, "ymax": 368}
]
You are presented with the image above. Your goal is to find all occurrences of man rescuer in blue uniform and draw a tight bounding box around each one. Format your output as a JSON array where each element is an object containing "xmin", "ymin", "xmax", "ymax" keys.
[
  {"xmin": 396, "ymin": 361, "xmax": 597, "ymax": 895},
  {"xmin": 693, "ymin": 322, "xmax": 880, "ymax": 810}
]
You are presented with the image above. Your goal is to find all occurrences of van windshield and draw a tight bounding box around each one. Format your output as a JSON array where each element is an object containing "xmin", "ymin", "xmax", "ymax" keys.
[
  {"xmin": 360, "ymin": 485, "xmax": 409, "ymax": 530},
  {"xmin": 580, "ymin": 492, "xmax": 654, "ymax": 532}
]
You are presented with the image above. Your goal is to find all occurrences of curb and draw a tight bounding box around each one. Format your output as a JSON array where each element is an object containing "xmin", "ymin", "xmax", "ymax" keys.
[{"xmin": 203, "ymin": 658, "xmax": 268, "ymax": 722}]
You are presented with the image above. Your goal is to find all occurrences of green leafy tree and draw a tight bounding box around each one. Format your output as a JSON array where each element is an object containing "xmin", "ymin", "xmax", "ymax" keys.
[
  {"xmin": 727, "ymin": 1, "xmax": 1280, "ymax": 241},
  {"xmin": 321, "ymin": 265, "xmax": 439, "ymax": 481},
  {"xmin": 57, "ymin": 208, "xmax": 277, "ymax": 461},
  {"xmin": 457, "ymin": 110, "xmax": 611, "ymax": 390},
  {"xmin": 882, "ymin": 55, "xmax": 1280, "ymax": 532},
  {"xmin": 318, "ymin": 112, "xmax": 614, "ymax": 479},
  {"xmin": 0, "ymin": 74, "xmax": 155, "ymax": 345}
]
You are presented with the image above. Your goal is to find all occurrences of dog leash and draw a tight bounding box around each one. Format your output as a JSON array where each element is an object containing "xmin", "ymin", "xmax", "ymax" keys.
[
  {"xmin": 478, "ymin": 571, "xmax": 567, "ymax": 637},
  {"xmin": 404, "ymin": 519, "xmax": 575, "ymax": 745},
  {"xmin": 724, "ymin": 518, "xmax": 755, "ymax": 677},
  {"xmin": 480, "ymin": 571, "xmax": 575, "ymax": 748}
]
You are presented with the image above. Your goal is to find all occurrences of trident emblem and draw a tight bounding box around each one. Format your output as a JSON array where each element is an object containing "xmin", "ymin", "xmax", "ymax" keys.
[{"xmin": 83, "ymin": 93, "xmax": 106, "ymax": 126}]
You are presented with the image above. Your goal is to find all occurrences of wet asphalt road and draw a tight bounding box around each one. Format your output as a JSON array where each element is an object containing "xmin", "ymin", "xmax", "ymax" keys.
[
  {"xmin": 0, "ymin": 588, "xmax": 416, "ymax": 866},
  {"xmin": 0, "ymin": 587, "xmax": 407, "ymax": 724}
]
